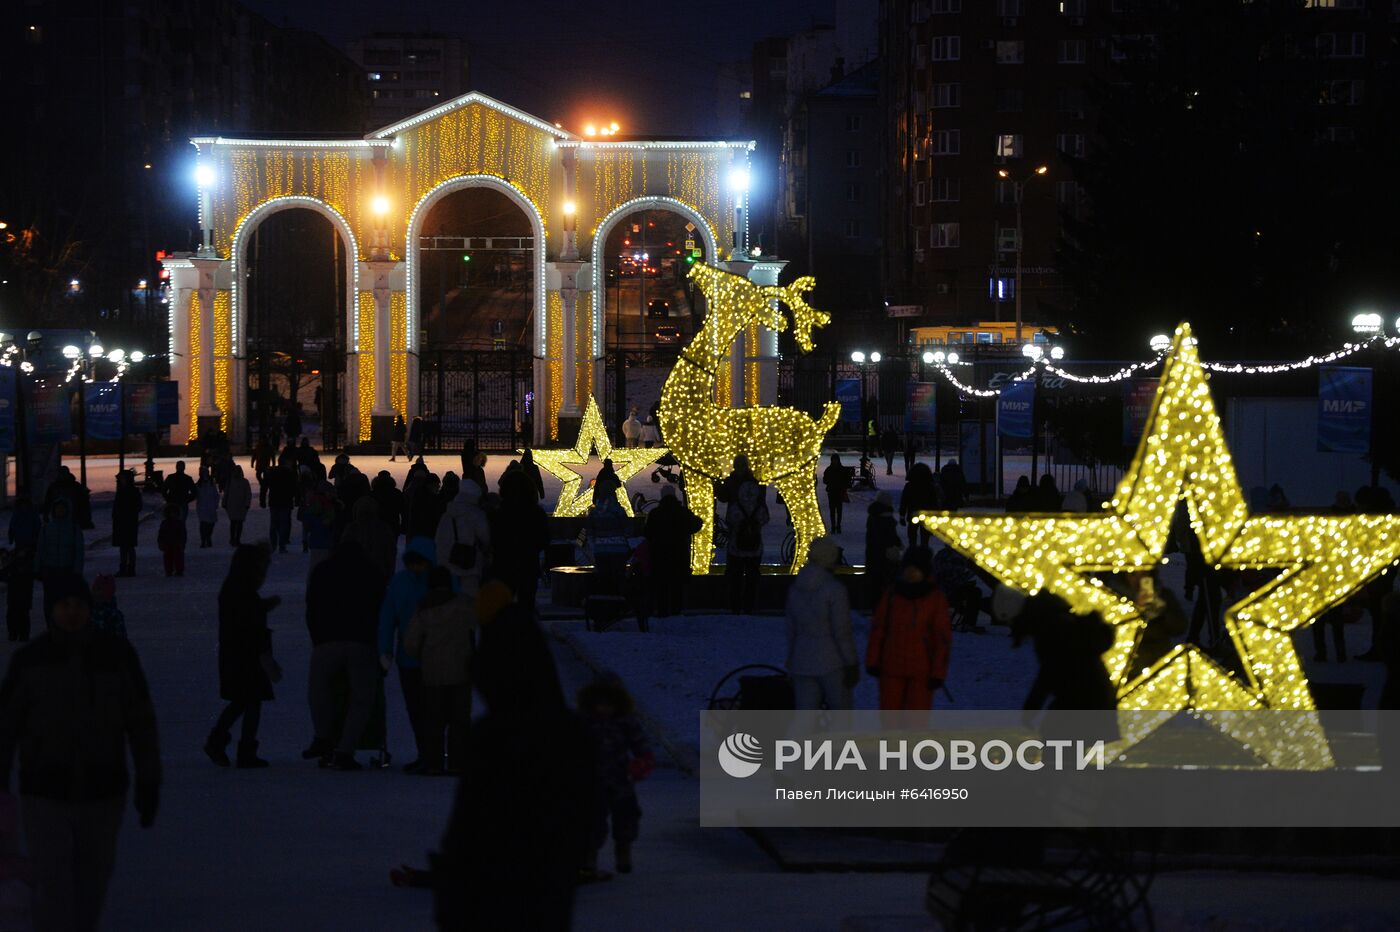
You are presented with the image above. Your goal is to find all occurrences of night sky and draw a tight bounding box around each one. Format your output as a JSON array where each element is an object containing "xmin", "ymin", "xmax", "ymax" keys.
[{"xmin": 240, "ymin": 0, "xmax": 837, "ymax": 136}]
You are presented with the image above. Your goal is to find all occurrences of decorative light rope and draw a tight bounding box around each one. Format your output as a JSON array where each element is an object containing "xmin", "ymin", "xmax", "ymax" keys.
[{"xmin": 932, "ymin": 335, "xmax": 1400, "ymax": 397}]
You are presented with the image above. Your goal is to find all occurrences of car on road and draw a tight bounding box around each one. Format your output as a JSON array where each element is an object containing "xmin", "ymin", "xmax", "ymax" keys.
[
  {"xmin": 654, "ymin": 325, "xmax": 681, "ymax": 343},
  {"xmin": 647, "ymin": 299, "xmax": 670, "ymax": 319}
]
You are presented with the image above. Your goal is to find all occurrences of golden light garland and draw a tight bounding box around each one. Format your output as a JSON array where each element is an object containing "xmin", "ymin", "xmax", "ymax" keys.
[
  {"xmin": 187, "ymin": 290, "xmax": 202, "ymax": 442},
  {"xmin": 525, "ymin": 396, "xmax": 665, "ymax": 518},
  {"xmin": 390, "ymin": 291, "xmax": 408, "ymax": 417},
  {"xmin": 213, "ymin": 291, "xmax": 231, "ymax": 433},
  {"xmin": 547, "ymin": 290, "xmax": 564, "ymax": 440},
  {"xmin": 576, "ymin": 291, "xmax": 594, "ymax": 408},
  {"xmin": 357, "ymin": 292, "xmax": 377, "ymax": 442},
  {"xmin": 665, "ymin": 151, "xmax": 724, "ymax": 255},
  {"xmin": 659, "ymin": 263, "xmax": 839, "ymax": 574},
  {"xmin": 914, "ymin": 325, "xmax": 1400, "ymax": 770}
]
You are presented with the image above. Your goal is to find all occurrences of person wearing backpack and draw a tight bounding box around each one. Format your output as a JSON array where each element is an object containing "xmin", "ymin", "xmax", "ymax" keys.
[
  {"xmin": 435, "ymin": 479, "xmax": 490, "ymax": 596},
  {"xmin": 723, "ymin": 457, "xmax": 769, "ymax": 615}
]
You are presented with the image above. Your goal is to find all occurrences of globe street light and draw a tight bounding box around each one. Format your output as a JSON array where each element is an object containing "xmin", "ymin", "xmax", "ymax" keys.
[
  {"xmin": 850, "ymin": 350, "xmax": 866, "ymax": 364},
  {"xmin": 61, "ymin": 345, "xmax": 81, "ymax": 360},
  {"xmin": 1149, "ymin": 334, "xmax": 1172, "ymax": 354},
  {"xmin": 1352, "ymin": 312, "xmax": 1383, "ymax": 335}
]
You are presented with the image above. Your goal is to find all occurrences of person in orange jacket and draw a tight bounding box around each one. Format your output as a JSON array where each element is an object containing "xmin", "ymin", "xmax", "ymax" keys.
[{"xmin": 865, "ymin": 546, "xmax": 952, "ymax": 710}]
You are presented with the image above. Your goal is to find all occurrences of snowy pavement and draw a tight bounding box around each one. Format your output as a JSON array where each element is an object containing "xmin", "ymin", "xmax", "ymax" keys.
[{"xmin": 2, "ymin": 450, "xmax": 1397, "ymax": 929}]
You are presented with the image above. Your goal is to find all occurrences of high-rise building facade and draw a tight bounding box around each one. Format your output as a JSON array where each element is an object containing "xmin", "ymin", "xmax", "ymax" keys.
[
  {"xmin": 880, "ymin": 0, "xmax": 1106, "ymax": 335},
  {"xmin": 880, "ymin": 0, "xmax": 1400, "ymax": 342},
  {"xmin": 0, "ymin": 0, "xmax": 365, "ymax": 339},
  {"xmin": 346, "ymin": 33, "xmax": 469, "ymax": 131}
]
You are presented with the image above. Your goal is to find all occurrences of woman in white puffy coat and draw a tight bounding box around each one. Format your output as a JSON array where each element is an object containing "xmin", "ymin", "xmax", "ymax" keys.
[
  {"xmin": 784, "ymin": 536, "xmax": 857, "ymax": 710},
  {"xmin": 434, "ymin": 479, "xmax": 491, "ymax": 594}
]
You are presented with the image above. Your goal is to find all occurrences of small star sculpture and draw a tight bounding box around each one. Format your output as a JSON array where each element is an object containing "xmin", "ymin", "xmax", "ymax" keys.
[
  {"xmin": 915, "ymin": 324, "xmax": 1400, "ymax": 769},
  {"xmin": 524, "ymin": 396, "xmax": 666, "ymax": 518}
]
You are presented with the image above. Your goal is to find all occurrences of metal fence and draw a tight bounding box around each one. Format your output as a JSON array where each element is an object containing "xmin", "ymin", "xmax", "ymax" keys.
[{"xmin": 416, "ymin": 347, "xmax": 531, "ymax": 452}]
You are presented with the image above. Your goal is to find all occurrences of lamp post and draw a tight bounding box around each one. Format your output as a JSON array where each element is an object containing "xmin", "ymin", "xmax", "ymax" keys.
[
  {"xmin": 997, "ymin": 164, "xmax": 1049, "ymax": 344},
  {"xmin": 851, "ymin": 350, "xmax": 881, "ymax": 455}
]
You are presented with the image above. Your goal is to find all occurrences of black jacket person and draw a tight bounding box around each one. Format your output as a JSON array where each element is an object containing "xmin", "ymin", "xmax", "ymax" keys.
[{"xmin": 0, "ymin": 574, "xmax": 161, "ymax": 931}]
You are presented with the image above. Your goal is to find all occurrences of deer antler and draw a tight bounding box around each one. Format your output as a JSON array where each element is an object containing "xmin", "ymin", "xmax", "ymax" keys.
[{"xmin": 762, "ymin": 276, "xmax": 829, "ymax": 352}]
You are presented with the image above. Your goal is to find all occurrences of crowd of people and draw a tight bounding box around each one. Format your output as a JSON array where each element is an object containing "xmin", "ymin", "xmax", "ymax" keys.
[{"xmin": 4, "ymin": 427, "xmax": 1400, "ymax": 929}]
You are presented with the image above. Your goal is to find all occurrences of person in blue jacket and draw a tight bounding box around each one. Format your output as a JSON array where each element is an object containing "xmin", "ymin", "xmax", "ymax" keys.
[{"xmin": 379, "ymin": 536, "xmax": 435, "ymax": 773}]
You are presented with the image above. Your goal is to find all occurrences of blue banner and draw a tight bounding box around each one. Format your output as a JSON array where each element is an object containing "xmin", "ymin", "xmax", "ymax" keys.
[
  {"xmin": 156, "ymin": 381, "xmax": 180, "ymax": 427},
  {"xmin": 83, "ymin": 383, "xmax": 123, "ymax": 441},
  {"xmin": 906, "ymin": 382, "xmax": 937, "ymax": 433},
  {"xmin": 124, "ymin": 383, "xmax": 157, "ymax": 434},
  {"xmin": 1317, "ymin": 366, "xmax": 1372, "ymax": 454},
  {"xmin": 0, "ymin": 368, "xmax": 14, "ymax": 454},
  {"xmin": 26, "ymin": 384, "xmax": 71, "ymax": 443},
  {"xmin": 997, "ymin": 378, "xmax": 1035, "ymax": 440},
  {"xmin": 835, "ymin": 378, "xmax": 862, "ymax": 430}
]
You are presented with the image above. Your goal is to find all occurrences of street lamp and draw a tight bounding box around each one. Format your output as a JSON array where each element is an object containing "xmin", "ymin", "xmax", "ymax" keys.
[
  {"xmin": 1352, "ymin": 312, "xmax": 1383, "ymax": 335},
  {"xmin": 996, "ymin": 164, "xmax": 1049, "ymax": 344},
  {"xmin": 1049, "ymin": 345, "xmax": 1065, "ymax": 361},
  {"xmin": 728, "ymin": 165, "xmax": 751, "ymax": 257},
  {"xmin": 1149, "ymin": 334, "xmax": 1173, "ymax": 354},
  {"xmin": 851, "ymin": 350, "xmax": 882, "ymax": 453},
  {"xmin": 61, "ymin": 345, "xmax": 81, "ymax": 360}
]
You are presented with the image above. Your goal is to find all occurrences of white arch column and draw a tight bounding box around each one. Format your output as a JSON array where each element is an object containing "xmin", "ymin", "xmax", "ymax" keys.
[
  {"xmin": 191, "ymin": 256, "xmax": 230, "ymax": 440},
  {"xmin": 362, "ymin": 260, "xmax": 405, "ymax": 442},
  {"xmin": 721, "ymin": 258, "xmax": 787, "ymax": 407}
]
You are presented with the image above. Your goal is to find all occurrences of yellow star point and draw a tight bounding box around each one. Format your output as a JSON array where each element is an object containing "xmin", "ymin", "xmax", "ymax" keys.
[
  {"xmin": 915, "ymin": 323, "xmax": 1400, "ymax": 770},
  {"xmin": 524, "ymin": 396, "xmax": 666, "ymax": 518}
]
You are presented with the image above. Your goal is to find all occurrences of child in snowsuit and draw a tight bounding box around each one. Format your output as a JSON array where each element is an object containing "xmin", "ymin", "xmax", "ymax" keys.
[
  {"xmin": 577, "ymin": 673, "xmax": 653, "ymax": 879},
  {"xmin": 157, "ymin": 503, "xmax": 188, "ymax": 577},
  {"xmin": 90, "ymin": 573, "xmax": 127, "ymax": 639}
]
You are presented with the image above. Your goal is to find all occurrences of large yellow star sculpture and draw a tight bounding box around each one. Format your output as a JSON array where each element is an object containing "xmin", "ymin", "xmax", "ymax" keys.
[
  {"xmin": 524, "ymin": 395, "xmax": 666, "ymax": 518},
  {"xmin": 915, "ymin": 324, "xmax": 1400, "ymax": 769}
]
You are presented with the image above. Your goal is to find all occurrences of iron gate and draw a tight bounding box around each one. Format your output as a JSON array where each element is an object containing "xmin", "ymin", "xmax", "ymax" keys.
[
  {"xmin": 604, "ymin": 347, "xmax": 682, "ymax": 434},
  {"xmin": 417, "ymin": 348, "xmax": 531, "ymax": 452}
]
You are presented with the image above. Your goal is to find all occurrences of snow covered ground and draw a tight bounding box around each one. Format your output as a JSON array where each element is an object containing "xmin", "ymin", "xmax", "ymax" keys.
[{"xmin": 0, "ymin": 450, "xmax": 1396, "ymax": 928}]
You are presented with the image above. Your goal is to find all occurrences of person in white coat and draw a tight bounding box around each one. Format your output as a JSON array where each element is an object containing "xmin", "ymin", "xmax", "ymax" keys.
[
  {"xmin": 434, "ymin": 480, "xmax": 491, "ymax": 595},
  {"xmin": 222, "ymin": 465, "xmax": 253, "ymax": 546},
  {"xmin": 621, "ymin": 408, "xmax": 642, "ymax": 449},
  {"xmin": 639, "ymin": 415, "xmax": 661, "ymax": 449},
  {"xmin": 784, "ymin": 536, "xmax": 857, "ymax": 710}
]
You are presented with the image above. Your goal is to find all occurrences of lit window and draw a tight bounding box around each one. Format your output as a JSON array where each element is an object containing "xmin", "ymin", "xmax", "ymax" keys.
[
  {"xmin": 995, "ymin": 134, "xmax": 1023, "ymax": 158},
  {"xmin": 739, "ymin": 90, "xmax": 752, "ymax": 99},
  {"xmin": 988, "ymin": 277, "xmax": 1016, "ymax": 301},
  {"xmin": 368, "ymin": 72, "xmax": 382, "ymax": 81},
  {"xmin": 1060, "ymin": 0, "xmax": 1087, "ymax": 13}
]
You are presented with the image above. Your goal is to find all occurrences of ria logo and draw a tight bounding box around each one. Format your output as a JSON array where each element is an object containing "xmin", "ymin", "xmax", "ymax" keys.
[{"xmin": 717, "ymin": 733, "xmax": 764, "ymax": 778}]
